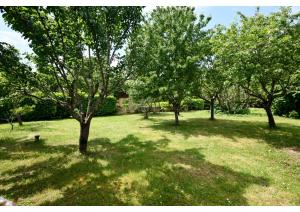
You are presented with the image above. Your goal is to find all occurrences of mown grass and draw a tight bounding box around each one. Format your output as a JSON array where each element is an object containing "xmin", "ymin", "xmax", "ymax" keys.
[{"xmin": 0, "ymin": 109, "xmax": 299, "ymax": 205}]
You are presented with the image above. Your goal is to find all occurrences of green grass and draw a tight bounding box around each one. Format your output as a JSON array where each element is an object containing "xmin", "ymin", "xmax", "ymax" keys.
[{"xmin": 0, "ymin": 109, "xmax": 299, "ymax": 205}]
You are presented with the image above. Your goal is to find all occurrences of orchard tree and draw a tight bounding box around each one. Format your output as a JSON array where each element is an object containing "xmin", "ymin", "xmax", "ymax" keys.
[
  {"xmin": 217, "ymin": 84, "xmax": 251, "ymax": 114},
  {"xmin": 1, "ymin": 6, "xmax": 143, "ymax": 153},
  {"xmin": 193, "ymin": 26, "xmax": 226, "ymax": 120},
  {"xmin": 215, "ymin": 7, "xmax": 300, "ymax": 128},
  {"xmin": 0, "ymin": 42, "xmax": 34, "ymax": 127},
  {"xmin": 127, "ymin": 77, "xmax": 160, "ymax": 119},
  {"xmin": 127, "ymin": 7, "xmax": 210, "ymax": 125},
  {"xmin": 126, "ymin": 36, "xmax": 161, "ymax": 119}
]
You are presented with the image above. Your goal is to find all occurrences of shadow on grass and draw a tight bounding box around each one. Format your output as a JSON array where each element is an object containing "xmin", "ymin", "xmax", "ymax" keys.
[
  {"xmin": 0, "ymin": 134, "xmax": 268, "ymax": 205},
  {"xmin": 148, "ymin": 117, "xmax": 300, "ymax": 150},
  {"xmin": 0, "ymin": 121, "xmax": 58, "ymax": 132}
]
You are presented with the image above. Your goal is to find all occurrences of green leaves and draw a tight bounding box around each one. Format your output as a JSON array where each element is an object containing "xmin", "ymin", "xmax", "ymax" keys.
[
  {"xmin": 215, "ymin": 7, "xmax": 300, "ymax": 103},
  {"xmin": 127, "ymin": 7, "xmax": 210, "ymax": 107},
  {"xmin": 1, "ymin": 6, "xmax": 143, "ymax": 123}
]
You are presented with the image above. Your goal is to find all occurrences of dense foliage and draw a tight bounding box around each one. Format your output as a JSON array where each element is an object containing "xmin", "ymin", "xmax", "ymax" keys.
[
  {"xmin": 273, "ymin": 91, "xmax": 300, "ymax": 118},
  {"xmin": 182, "ymin": 98, "xmax": 205, "ymax": 111},
  {"xmin": 0, "ymin": 6, "xmax": 143, "ymax": 153},
  {"xmin": 214, "ymin": 7, "xmax": 300, "ymax": 127},
  {"xmin": 0, "ymin": 95, "xmax": 117, "ymax": 122},
  {"xmin": 127, "ymin": 7, "xmax": 210, "ymax": 124}
]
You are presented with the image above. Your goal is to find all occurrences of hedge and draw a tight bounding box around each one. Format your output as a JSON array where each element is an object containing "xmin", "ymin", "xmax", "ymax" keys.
[
  {"xmin": 23, "ymin": 99, "xmax": 57, "ymax": 121},
  {"xmin": 273, "ymin": 91, "xmax": 300, "ymax": 118},
  {"xmin": 0, "ymin": 95, "xmax": 117, "ymax": 122},
  {"xmin": 182, "ymin": 98, "xmax": 204, "ymax": 111},
  {"xmin": 158, "ymin": 101, "xmax": 172, "ymax": 112},
  {"xmin": 156, "ymin": 98, "xmax": 204, "ymax": 112},
  {"xmin": 95, "ymin": 96, "xmax": 117, "ymax": 116}
]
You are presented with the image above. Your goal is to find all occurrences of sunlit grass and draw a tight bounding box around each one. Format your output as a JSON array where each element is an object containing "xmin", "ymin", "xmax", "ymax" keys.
[{"xmin": 0, "ymin": 109, "xmax": 299, "ymax": 205}]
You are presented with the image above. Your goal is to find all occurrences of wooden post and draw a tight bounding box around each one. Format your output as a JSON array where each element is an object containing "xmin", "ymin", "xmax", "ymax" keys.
[{"xmin": 34, "ymin": 135, "xmax": 40, "ymax": 142}]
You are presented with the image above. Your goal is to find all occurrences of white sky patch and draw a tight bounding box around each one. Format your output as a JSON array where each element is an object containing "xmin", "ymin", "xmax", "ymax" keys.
[
  {"xmin": 143, "ymin": 6, "xmax": 156, "ymax": 15},
  {"xmin": 111, "ymin": 58, "xmax": 119, "ymax": 68},
  {"xmin": 0, "ymin": 15, "xmax": 32, "ymax": 54},
  {"xmin": 0, "ymin": 30, "xmax": 32, "ymax": 53}
]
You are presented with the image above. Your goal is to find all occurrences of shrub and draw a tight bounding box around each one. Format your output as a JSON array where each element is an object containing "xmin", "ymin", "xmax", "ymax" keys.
[
  {"xmin": 288, "ymin": 110, "xmax": 299, "ymax": 119},
  {"xmin": 54, "ymin": 104, "xmax": 71, "ymax": 119},
  {"xmin": 182, "ymin": 98, "xmax": 204, "ymax": 111},
  {"xmin": 158, "ymin": 101, "xmax": 171, "ymax": 112},
  {"xmin": 273, "ymin": 91, "xmax": 300, "ymax": 117},
  {"xmin": 216, "ymin": 104, "xmax": 250, "ymax": 115},
  {"xmin": 0, "ymin": 99, "xmax": 12, "ymax": 123},
  {"xmin": 23, "ymin": 99, "xmax": 57, "ymax": 121},
  {"xmin": 234, "ymin": 108, "xmax": 250, "ymax": 115},
  {"xmin": 273, "ymin": 97, "xmax": 290, "ymax": 116},
  {"xmin": 96, "ymin": 96, "xmax": 117, "ymax": 116}
]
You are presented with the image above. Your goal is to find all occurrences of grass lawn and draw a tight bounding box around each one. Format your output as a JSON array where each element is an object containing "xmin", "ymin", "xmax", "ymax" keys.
[{"xmin": 0, "ymin": 109, "xmax": 299, "ymax": 205}]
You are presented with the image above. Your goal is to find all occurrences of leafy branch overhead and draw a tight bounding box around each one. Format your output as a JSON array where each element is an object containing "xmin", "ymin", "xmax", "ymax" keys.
[{"xmin": 0, "ymin": 6, "xmax": 143, "ymax": 153}]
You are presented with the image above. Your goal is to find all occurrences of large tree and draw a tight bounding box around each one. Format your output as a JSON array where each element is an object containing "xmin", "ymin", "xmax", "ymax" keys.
[
  {"xmin": 1, "ymin": 6, "xmax": 143, "ymax": 153},
  {"xmin": 215, "ymin": 7, "xmax": 300, "ymax": 128},
  {"xmin": 0, "ymin": 42, "xmax": 35, "ymax": 127},
  {"xmin": 127, "ymin": 7, "xmax": 210, "ymax": 125},
  {"xmin": 192, "ymin": 26, "xmax": 226, "ymax": 120}
]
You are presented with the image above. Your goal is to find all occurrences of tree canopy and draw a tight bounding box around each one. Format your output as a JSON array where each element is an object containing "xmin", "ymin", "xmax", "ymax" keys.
[
  {"xmin": 214, "ymin": 7, "xmax": 300, "ymax": 127},
  {"xmin": 127, "ymin": 7, "xmax": 211, "ymax": 124},
  {"xmin": 0, "ymin": 6, "xmax": 143, "ymax": 153},
  {"xmin": 1, "ymin": 6, "xmax": 299, "ymax": 155}
]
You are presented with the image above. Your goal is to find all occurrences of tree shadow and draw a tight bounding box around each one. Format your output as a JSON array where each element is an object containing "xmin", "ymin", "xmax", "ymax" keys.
[
  {"xmin": 148, "ymin": 117, "xmax": 300, "ymax": 150},
  {"xmin": 0, "ymin": 136, "xmax": 77, "ymax": 160},
  {"xmin": 0, "ymin": 134, "xmax": 268, "ymax": 205},
  {"xmin": 0, "ymin": 121, "xmax": 56, "ymax": 132}
]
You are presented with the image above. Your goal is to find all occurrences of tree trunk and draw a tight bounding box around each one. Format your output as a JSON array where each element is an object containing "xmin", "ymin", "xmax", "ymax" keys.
[
  {"xmin": 16, "ymin": 114, "xmax": 23, "ymax": 126},
  {"xmin": 9, "ymin": 120, "xmax": 14, "ymax": 130},
  {"xmin": 79, "ymin": 120, "xmax": 91, "ymax": 154},
  {"xmin": 210, "ymin": 98, "xmax": 215, "ymax": 120},
  {"xmin": 264, "ymin": 106, "xmax": 276, "ymax": 128},
  {"xmin": 144, "ymin": 110, "xmax": 149, "ymax": 119},
  {"xmin": 172, "ymin": 101, "xmax": 180, "ymax": 125},
  {"xmin": 174, "ymin": 110, "xmax": 179, "ymax": 125}
]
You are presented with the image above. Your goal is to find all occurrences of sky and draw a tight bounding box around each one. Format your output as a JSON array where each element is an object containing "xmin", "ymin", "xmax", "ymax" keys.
[{"xmin": 1, "ymin": 6, "xmax": 300, "ymax": 54}]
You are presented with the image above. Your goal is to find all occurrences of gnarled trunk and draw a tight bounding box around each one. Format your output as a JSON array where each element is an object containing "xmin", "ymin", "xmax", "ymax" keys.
[
  {"xmin": 174, "ymin": 110, "xmax": 179, "ymax": 125},
  {"xmin": 172, "ymin": 101, "xmax": 180, "ymax": 125},
  {"xmin": 79, "ymin": 120, "xmax": 91, "ymax": 154},
  {"xmin": 210, "ymin": 97, "xmax": 215, "ymax": 120},
  {"xmin": 264, "ymin": 106, "xmax": 276, "ymax": 128},
  {"xmin": 16, "ymin": 114, "xmax": 23, "ymax": 126},
  {"xmin": 144, "ymin": 110, "xmax": 149, "ymax": 119}
]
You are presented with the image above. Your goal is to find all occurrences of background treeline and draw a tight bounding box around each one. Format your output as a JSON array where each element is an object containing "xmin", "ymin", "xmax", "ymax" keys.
[{"xmin": 0, "ymin": 94, "xmax": 117, "ymax": 122}]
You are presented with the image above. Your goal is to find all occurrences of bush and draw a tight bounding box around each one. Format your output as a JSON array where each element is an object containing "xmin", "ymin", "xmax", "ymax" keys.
[
  {"xmin": 0, "ymin": 99, "xmax": 12, "ymax": 123},
  {"xmin": 54, "ymin": 104, "xmax": 71, "ymax": 119},
  {"xmin": 182, "ymin": 98, "xmax": 204, "ymax": 111},
  {"xmin": 234, "ymin": 108, "xmax": 250, "ymax": 115},
  {"xmin": 273, "ymin": 91, "xmax": 300, "ymax": 117},
  {"xmin": 158, "ymin": 101, "xmax": 171, "ymax": 112},
  {"xmin": 23, "ymin": 99, "xmax": 57, "ymax": 121},
  {"xmin": 95, "ymin": 96, "xmax": 117, "ymax": 116},
  {"xmin": 288, "ymin": 110, "xmax": 299, "ymax": 119},
  {"xmin": 273, "ymin": 98, "xmax": 290, "ymax": 116}
]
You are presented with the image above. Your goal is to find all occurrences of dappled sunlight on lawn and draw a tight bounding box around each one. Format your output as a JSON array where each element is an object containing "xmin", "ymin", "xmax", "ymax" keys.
[{"xmin": 0, "ymin": 111, "xmax": 299, "ymax": 205}]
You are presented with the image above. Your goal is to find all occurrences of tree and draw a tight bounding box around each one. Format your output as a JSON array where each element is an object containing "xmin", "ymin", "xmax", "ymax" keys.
[
  {"xmin": 1, "ymin": 6, "xmax": 143, "ymax": 153},
  {"xmin": 192, "ymin": 26, "xmax": 226, "ymax": 120},
  {"xmin": 127, "ymin": 7, "xmax": 210, "ymax": 125},
  {"xmin": 217, "ymin": 84, "xmax": 250, "ymax": 114},
  {"xmin": 215, "ymin": 7, "xmax": 300, "ymax": 128},
  {"xmin": 127, "ymin": 76, "xmax": 160, "ymax": 119},
  {"xmin": 0, "ymin": 42, "xmax": 35, "ymax": 127}
]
